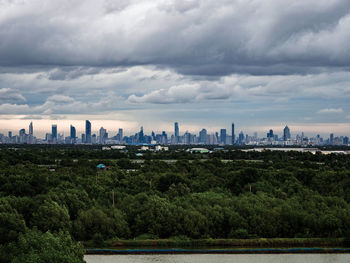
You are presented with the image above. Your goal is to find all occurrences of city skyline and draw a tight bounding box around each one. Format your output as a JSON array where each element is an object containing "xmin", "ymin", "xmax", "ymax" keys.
[
  {"xmin": 1, "ymin": 1, "xmax": 350, "ymax": 135},
  {"xmin": 1, "ymin": 120, "xmax": 349, "ymax": 146},
  {"xmin": 1, "ymin": 119, "xmax": 350, "ymax": 139}
]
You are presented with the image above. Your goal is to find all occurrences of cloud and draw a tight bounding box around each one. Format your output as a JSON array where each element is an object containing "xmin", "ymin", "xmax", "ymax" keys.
[
  {"xmin": 43, "ymin": 67, "xmax": 106, "ymax": 81},
  {"xmin": 0, "ymin": 88, "xmax": 26, "ymax": 104},
  {"xmin": 0, "ymin": 93, "xmax": 128, "ymax": 116},
  {"xmin": 128, "ymin": 84, "xmax": 200, "ymax": 104},
  {"xmin": 317, "ymin": 108, "xmax": 344, "ymax": 114},
  {"xmin": 1, "ymin": 1, "xmax": 350, "ymax": 134},
  {"xmin": 0, "ymin": 103, "xmax": 30, "ymax": 114},
  {"xmin": 20, "ymin": 115, "xmax": 43, "ymax": 120},
  {"xmin": 0, "ymin": 0, "xmax": 350, "ymax": 76}
]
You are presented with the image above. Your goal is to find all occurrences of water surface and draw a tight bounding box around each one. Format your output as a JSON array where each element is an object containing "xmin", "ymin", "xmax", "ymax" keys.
[{"xmin": 85, "ymin": 254, "xmax": 350, "ymax": 263}]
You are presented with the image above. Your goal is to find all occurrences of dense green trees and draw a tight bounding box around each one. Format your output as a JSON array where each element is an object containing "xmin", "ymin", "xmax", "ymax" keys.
[
  {"xmin": 11, "ymin": 229, "xmax": 84, "ymax": 263},
  {"xmin": 1, "ymin": 146, "xmax": 350, "ymax": 260}
]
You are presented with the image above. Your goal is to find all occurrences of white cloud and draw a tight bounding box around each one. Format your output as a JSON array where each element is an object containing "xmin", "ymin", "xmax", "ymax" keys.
[
  {"xmin": 317, "ymin": 108, "xmax": 344, "ymax": 114},
  {"xmin": 128, "ymin": 84, "xmax": 200, "ymax": 104}
]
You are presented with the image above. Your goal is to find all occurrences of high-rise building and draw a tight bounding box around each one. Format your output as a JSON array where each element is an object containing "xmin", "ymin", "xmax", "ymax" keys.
[
  {"xmin": 51, "ymin": 125, "xmax": 57, "ymax": 140},
  {"xmin": 117, "ymin": 128, "xmax": 123, "ymax": 142},
  {"xmin": 29, "ymin": 122, "xmax": 33, "ymax": 136},
  {"xmin": 283, "ymin": 126, "xmax": 291, "ymax": 141},
  {"xmin": 231, "ymin": 123, "xmax": 235, "ymax": 145},
  {"xmin": 92, "ymin": 134, "xmax": 97, "ymax": 144},
  {"xmin": 161, "ymin": 131, "xmax": 168, "ymax": 144},
  {"xmin": 139, "ymin": 126, "xmax": 144, "ymax": 143},
  {"xmin": 330, "ymin": 133, "xmax": 334, "ymax": 145},
  {"xmin": 344, "ymin": 136, "xmax": 349, "ymax": 145},
  {"xmin": 8, "ymin": 131, "xmax": 12, "ymax": 138},
  {"xmin": 99, "ymin": 127, "xmax": 107, "ymax": 144},
  {"xmin": 174, "ymin": 122, "xmax": 179, "ymax": 137},
  {"xmin": 199, "ymin": 129, "xmax": 207, "ymax": 144},
  {"xmin": 70, "ymin": 125, "xmax": 76, "ymax": 143},
  {"xmin": 19, "ymin": 128, "xmax": 25, "ymax": 136},
  {"xmin": 238, "ymin": 131, "xmax": 244, "ymax": 145},
  {"xmin": 267, "ymin": 129, "xmax": 274, "ymax": 139},
  {"xmin": 220, "ymin": 129, "xmax": 226, "ymax": 145},
  {"xmin": 85, "ymin": 120, "xmax": 91, "ymax": 143},
  {"xmin": 45, "ymin": 133, "xmax": 52, "ymax": 142}
]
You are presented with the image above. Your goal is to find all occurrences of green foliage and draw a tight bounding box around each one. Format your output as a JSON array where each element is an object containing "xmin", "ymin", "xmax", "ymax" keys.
[
  {"xmin": 31, "ymin": 200, "xmax": 71, "ymax": 233},
  {"xmin": 1, "ymin": 145, "xmax": 350, "ymax": 257},
  {"xmin": 74, "ymin": 207, "xmax": 129, "ymax": 240},
  {"xmin": 0, "ymin": 201, "xmax": 26, "ymax": 244},
  {"xmin": 10, "ymin": 229, "xmax": 85, "ymax": 263}
]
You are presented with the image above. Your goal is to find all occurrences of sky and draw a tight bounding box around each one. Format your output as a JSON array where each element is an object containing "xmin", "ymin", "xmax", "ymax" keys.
[{"xmin": 1, "ymin": 0, "xmax": 350, "ymax": 137}]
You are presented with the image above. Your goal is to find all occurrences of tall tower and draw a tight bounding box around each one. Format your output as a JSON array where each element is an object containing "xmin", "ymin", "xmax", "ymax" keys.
[
  {"xmin": 174, "ymin": 122, "xmax": 179, "ymax": 137},
  {"xmin": 70, "ymin": 125, "xmax": 76, "ymax": 143},
  {"xmin": 330, "ymin": 133, "xmax": 334, "ymax": 145},
  {"xmin": 99, "ymin": 127, "xmax": 107, "ymax": 144},
  {"xmin": 52, "ymin": 124, "xmax": 57, "ymax": 143},
  {"xmin": 29, "ymin": 122, "xmax": 33, "ymax": 136},
  {"xmin": 118, "ymin": 128, "xmax": 123, "ymax": 142},
  {"xmin": 267, "ymin": 129, "xmax": 274, "ymax": 139},
  {"xmin": 231, "ymin": 123, "xmax": 235, "ymax": 145},
  {"xmin": 85, "ymin": 120, "xmax": 91, "ymax": 143},
  {"xmin": 220, "ymin": 129, "xmax": 227, "ymax": 145},
  {"xmin": 283, "ymin": 126, "xmax": 290, "ymax": 141},
  {"xmin": 139, "ymin": 126, "xmax": 144, "ymax": 143},
  {"xmin": 199, "ymin": 129, "xmax": 207, "ymax": 144}
]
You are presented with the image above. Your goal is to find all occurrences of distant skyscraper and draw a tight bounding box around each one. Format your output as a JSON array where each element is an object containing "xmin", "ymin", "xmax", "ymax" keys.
[
  {"xmin": 85, "ymin": 120, "xmax": 91, "ymax": 143},
  {"xmin": 283, "ymin": 126, "xmax": 291, "ymax": 141},
  {"xmin": 117, "ymin": 128, "xmax": 123, "ymax": 142},
  {"xmin": 92, "ymin": 134, "xmax": 97, "ymax": 144},
  {"xmin": 330, "ymin": 133, "xmax": 334, "ymax": 145},
  {"xmin": 238, "ymin": 131, "xmax": 244, "ymax": 145},
  {"xmin": 220, "ymin": 129, "xmax": 226, "ymax": 144},
  {"xmin": 231, "ymin": 123, "xmax": 235, "ymax": 145},
  {"xmin": 99, "ymin": 127, "xmax": 107, "ymax": 144},
  {"xmin": 19, "ymin": 128, "xmax": 25, "ymax": 136},
  {"xmin": 174, "ymin": 122, "xmax": 179, "ymax": 137},
  {"xmin": 8, "ymin": 131, "xmax": 12, "ymax": 138},
  {"xmin": 51, "ymin": 125, "xmax": 57, "ymax": 140},
  {"xmin": 161, "ymin": 131, "xmax": 168, "ymax": 144},
  {"xmin": 199, "ymin": 129, "xmax": 207, "ymax": 144},
  {"xmin": 139, "ymin": 126, "xmax": 144, "ymax": 143},
  {"xmin": 70, "ymin": 125, "xmax": 76, "ymax": 143},
  {"xmin": 29, "ymin": 122, "xmax": 33, "ymax": 136},
  {"xmin": 267, "ymin": 129, "xmax": 274, "ymax": 139},
  {"xmin": 344, "ymin": 136, "xmax": 349, "ymax": 145}
]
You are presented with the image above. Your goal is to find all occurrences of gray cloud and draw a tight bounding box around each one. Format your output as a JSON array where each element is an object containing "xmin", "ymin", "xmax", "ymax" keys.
[
  {"xmin": 127, "ymin": 71, "xmax": 350, "ymax": 104},
  {"xmin": 0, "ymin": 88, "xmax": 26, "ymax": 103},
  {"xmin": 1, "ymin": 0, "xmax": 350, "ymax": 134},
  {"xmin": 0, "ymin": 0, "xmax": 350, "ymax": 76}
]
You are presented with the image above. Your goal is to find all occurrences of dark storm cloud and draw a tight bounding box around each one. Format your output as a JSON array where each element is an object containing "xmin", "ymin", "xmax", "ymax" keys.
[{"xmin": 1, "ymin": 0, "xmax": 350, "ymax": 76}]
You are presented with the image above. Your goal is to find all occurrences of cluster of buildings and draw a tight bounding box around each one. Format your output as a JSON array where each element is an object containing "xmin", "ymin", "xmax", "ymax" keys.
[{"xmin": 0, "ymin": 121, "xmax": 349, "ymax": 146}]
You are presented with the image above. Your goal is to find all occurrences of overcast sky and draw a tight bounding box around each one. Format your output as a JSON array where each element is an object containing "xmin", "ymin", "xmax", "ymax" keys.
[{"xmin": 1, "ymin": 0, "xmax": 350, "ymax": 137}]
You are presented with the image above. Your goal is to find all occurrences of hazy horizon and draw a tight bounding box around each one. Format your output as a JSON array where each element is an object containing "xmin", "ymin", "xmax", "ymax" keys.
[{"xmin": 1, "ymin": 118, "xmax": 349, "ymax": 138}]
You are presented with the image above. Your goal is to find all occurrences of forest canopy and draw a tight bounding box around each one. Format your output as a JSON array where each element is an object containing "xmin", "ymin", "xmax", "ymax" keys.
[{"xmin": 1, "ymin": 146, "xmax": 350, "ymax": 261}]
